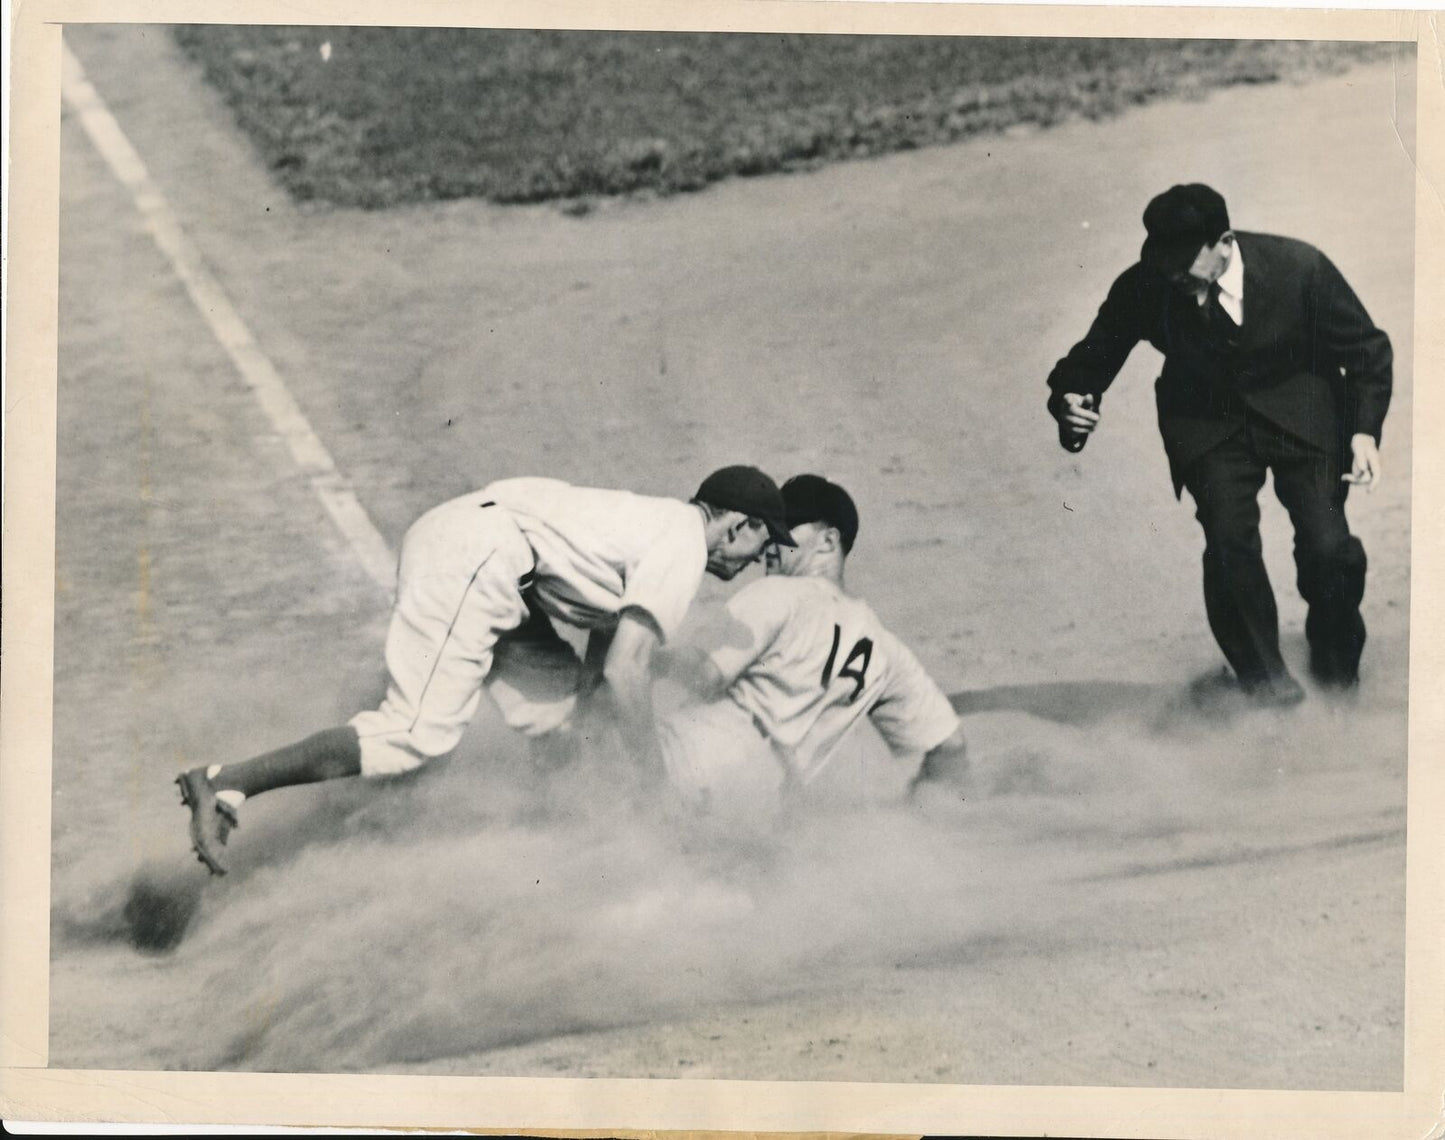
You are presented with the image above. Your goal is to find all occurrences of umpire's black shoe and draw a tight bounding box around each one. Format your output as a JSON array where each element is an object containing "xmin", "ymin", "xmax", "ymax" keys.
[
  {"xmin": 1191, "ymin": 668, "xmax": 1305, "ymax": 713},
  {"xmin": 176, "ymin": 767, "xmax": 238, "ymax": 876},
  {"xmin": 1311, "ymin": 672, "xmax": 1361, "ymax": 709},
  {"xmin": 1244, "ymin": 672, "xmax": 1307, "ymax": 709},
  {"xmin": 1309, "ymin": 648, "xmax": 1361, "ymax": 693}
]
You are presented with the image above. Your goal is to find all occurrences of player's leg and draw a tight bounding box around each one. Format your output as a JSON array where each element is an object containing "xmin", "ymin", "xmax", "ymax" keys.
[
  {"xmin": 173, "ymin": 724, "xmax": 362, "ymax": 873},
  {"xmin": 178, "ymin": 497, "xmax": 532, "ymax": 873},
  {"xmin": 349, "ymin": 511, "xmax": 533, "ymax": 775},
  {"xmin": 485, "ymin": 599, "xmax": 587, "ymax": 770},
  {"xmin": 1266, "ymin": 433, "xmax": 1367, "ymax": 689},
  {"xmin": 1180, "ymin": 432, "xmax": 1300, "ymax": 704}
]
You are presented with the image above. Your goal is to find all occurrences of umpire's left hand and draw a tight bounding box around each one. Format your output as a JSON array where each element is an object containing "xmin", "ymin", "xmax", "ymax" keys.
[{"xmin": 1343, "ymin": 433, "xmax": 1383, "ymax": 492}]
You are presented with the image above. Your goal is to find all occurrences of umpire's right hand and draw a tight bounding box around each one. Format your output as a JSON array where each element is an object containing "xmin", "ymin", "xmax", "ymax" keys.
[{"xmin": 1056, "ymin": 392, "xmax": 1100, "ymax": 452}]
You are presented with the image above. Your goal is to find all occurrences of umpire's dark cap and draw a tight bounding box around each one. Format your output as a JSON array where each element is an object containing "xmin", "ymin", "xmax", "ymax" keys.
[
  {"xmin": 695, "ymin": 465, "xmax": 796, "ymax": 546},
  {"xmin": 782, "ymin": 474, "xmax": 859, "ymax": 554},
  {"xmin": 1140, "ymin": 183, "xmax": 1231, "ymax": 273}
]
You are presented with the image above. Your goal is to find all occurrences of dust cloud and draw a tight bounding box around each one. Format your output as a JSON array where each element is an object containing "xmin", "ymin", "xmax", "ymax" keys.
[{"xmin": 51, "ymin": 668, "xmax": 1406, "ymax": 1074}]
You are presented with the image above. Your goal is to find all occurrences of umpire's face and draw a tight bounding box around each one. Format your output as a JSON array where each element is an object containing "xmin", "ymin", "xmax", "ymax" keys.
[{"xmin": 1159, "ymin": 233, "xmax": 1234, "ymax": 298}]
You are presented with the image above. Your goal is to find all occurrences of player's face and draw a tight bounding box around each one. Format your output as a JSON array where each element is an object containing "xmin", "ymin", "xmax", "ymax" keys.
[
  {"xmin": 707, "ymin": 517, "xmax": 770, "ymax": 580},
  {"xmin": 766, "ymin": 521, "xmax": 824, "ymax": 576}
]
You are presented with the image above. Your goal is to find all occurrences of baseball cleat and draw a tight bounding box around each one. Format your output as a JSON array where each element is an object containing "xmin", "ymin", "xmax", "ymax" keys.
[{"xmin": 176, "ymin": 768, "xmax": 238, "ymax": 876}]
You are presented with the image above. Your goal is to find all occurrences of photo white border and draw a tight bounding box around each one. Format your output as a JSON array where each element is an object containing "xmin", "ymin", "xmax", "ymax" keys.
[{"xmin": 4, "ymin": 3, "xmax": 1441, "ymax": 1136}]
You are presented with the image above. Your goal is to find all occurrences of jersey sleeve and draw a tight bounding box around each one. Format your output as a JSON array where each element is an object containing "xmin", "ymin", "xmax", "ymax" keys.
[
  {"xmin": 703, "ymin": 578, "xmax": 793, "ymax": 688},
  {"xmin": 616, "ymin": 514, "xmax": 708, "ymax": 644},
  {"xmin": 868, "ymin": 633, "xmax": 960, "ymax": 754}
]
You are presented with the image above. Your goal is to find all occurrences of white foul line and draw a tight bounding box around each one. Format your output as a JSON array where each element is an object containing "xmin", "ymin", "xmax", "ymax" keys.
[{"xmin": 60, "ymin": 41, "xmax": 399, "ymax": 593}]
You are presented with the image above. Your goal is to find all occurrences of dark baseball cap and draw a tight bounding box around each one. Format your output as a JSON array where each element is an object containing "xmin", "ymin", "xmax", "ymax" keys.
[
  {"xmin": 1140, "ymin": 183, "xmax": 1231, "ymax": 273},
  {"xmin": 782, "ymin": 474, "xmax": 859, "ymax": 553},
  {"xmin": 694, "ymin": 465, "xmax": 796, "ymax": 547}
]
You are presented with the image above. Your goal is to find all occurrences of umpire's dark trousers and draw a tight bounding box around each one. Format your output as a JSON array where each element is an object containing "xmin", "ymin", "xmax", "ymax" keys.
[{"xmin": 1179, "ymin": 413, "xmax": 1367, "ymax": 688}]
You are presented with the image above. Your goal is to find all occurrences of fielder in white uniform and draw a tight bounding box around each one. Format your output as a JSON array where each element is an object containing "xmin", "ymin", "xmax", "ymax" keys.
[
  {"xmin": 657, "ymin": 474, "xmax": 967, "ymax": 818},
  {"xmin": 177, "ymin": 466, "xmax": 795, "ymax": 874}
]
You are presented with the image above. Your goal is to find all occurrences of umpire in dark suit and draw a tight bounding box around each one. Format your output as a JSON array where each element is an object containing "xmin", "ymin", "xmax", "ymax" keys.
[{"xmin": 1047, "ymin": 184, "xmax": 1392, "ymax": 706}]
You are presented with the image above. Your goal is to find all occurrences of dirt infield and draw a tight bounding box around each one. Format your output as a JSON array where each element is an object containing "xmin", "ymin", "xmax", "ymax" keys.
[{"xmin": 50, "ymin": 24, "xmax": 1413, "ymax": 1089}]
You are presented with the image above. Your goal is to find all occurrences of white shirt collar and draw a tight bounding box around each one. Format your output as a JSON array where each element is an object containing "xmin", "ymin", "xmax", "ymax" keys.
[
  {"xmin": 1218, "ymin": 241, "xmax": 1244, "ymax": 300},
  {"xmin": 1213, "ymin": 240, "xmax": 1245, "ymax": 323}
]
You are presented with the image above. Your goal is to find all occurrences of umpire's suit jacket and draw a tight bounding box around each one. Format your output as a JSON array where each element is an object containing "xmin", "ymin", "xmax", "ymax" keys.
[{"xmin": 1046, "ymin": 231, "xmax": 1393, "ymax": 494}]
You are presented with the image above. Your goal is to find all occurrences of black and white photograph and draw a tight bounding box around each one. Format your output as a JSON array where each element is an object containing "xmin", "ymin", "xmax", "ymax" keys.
[{"xmin": 3, "ymin": 2, "xmax": 1443, "ymax": 1136}]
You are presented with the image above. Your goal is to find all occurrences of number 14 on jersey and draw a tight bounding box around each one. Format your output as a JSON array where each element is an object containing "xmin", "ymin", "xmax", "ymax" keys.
[{"xmin": 821, "ymin": 624, "xmax": 873, "ymax": 703}]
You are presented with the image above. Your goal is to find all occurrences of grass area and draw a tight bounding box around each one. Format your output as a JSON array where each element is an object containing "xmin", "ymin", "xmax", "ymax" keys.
[{"xmin": 172, "ymin": 28, "xmax": 1391, "ymax": 209}]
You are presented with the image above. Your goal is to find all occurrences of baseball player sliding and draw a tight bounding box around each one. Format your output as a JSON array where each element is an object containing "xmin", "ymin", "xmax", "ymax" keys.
[
  {"xmin": 657, "ymin": 474, "xmax": 968, "ymax": 816},
  {"xmin": 176, "ymin": 466, "xmax": 795, "ymax": 874}
]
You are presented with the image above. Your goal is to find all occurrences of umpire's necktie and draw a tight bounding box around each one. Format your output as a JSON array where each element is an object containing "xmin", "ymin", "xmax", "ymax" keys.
[{"xmin": 1204, "ymin": 281, "xmax": 1238, "ymax": 346}]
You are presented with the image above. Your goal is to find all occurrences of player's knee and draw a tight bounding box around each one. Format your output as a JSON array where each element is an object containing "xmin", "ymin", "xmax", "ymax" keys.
[
  {"xmin": 356, "ymin": 736, "xmax": 435, "ymax": 779},
  {"xmin": 489, "ymin": 682, "xmax": 578, "ymax": 737},
  {"xmin": 353, "ymin": 716, "xmax": 462, "ymax": 778}
]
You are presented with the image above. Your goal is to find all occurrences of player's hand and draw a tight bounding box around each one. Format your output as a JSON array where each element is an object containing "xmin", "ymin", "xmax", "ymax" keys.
[
  {"xmin": 906, "ymin": 773, "xmax": 972, "ymax": 822},
  {"xmin": 1056, "ymin": 393, "xmax": 1099, "ymax": 451},
  {"xmin": 1342, "ymin": 433, "xmax": 1382, "ymax": 493},
  {"xmin": 906, "ymin": 733, "xmax": 971, "ymax": 818}
]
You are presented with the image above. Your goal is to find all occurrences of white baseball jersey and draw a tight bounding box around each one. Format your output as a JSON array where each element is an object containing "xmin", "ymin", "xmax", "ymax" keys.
[
  {"xmin": 702, "ymin": 575, "xmax": 960, "ymax": 784},
  {"xmin": 483, "ymin": 477, "xmax": 708, "ymax": 643},
  {"xmin": 351, "ymin": 479, "xmax": 707, "ymax": 778}
]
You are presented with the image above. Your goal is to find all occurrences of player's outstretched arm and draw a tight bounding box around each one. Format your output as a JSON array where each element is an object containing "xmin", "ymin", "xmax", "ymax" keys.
[
  {"xmin": 906, "ymin": 727, "xmax": 969, "ymax": 800},
  {"xmin": 603, "ymin": 609, "xmax": 666, "ymax": 774},
  {"xmin": 658, "ymin": 597, "xmax": 769, "ymax": 703},
  {"xmin": 654, "ymin": 644, "xmax": 729, "ymax": 702}
]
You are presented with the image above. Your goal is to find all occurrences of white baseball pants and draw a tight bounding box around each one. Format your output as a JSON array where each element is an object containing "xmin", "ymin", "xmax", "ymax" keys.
[{"xmin": 350, "ymin": 493, "xmax": 582, "ymax": 777}]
